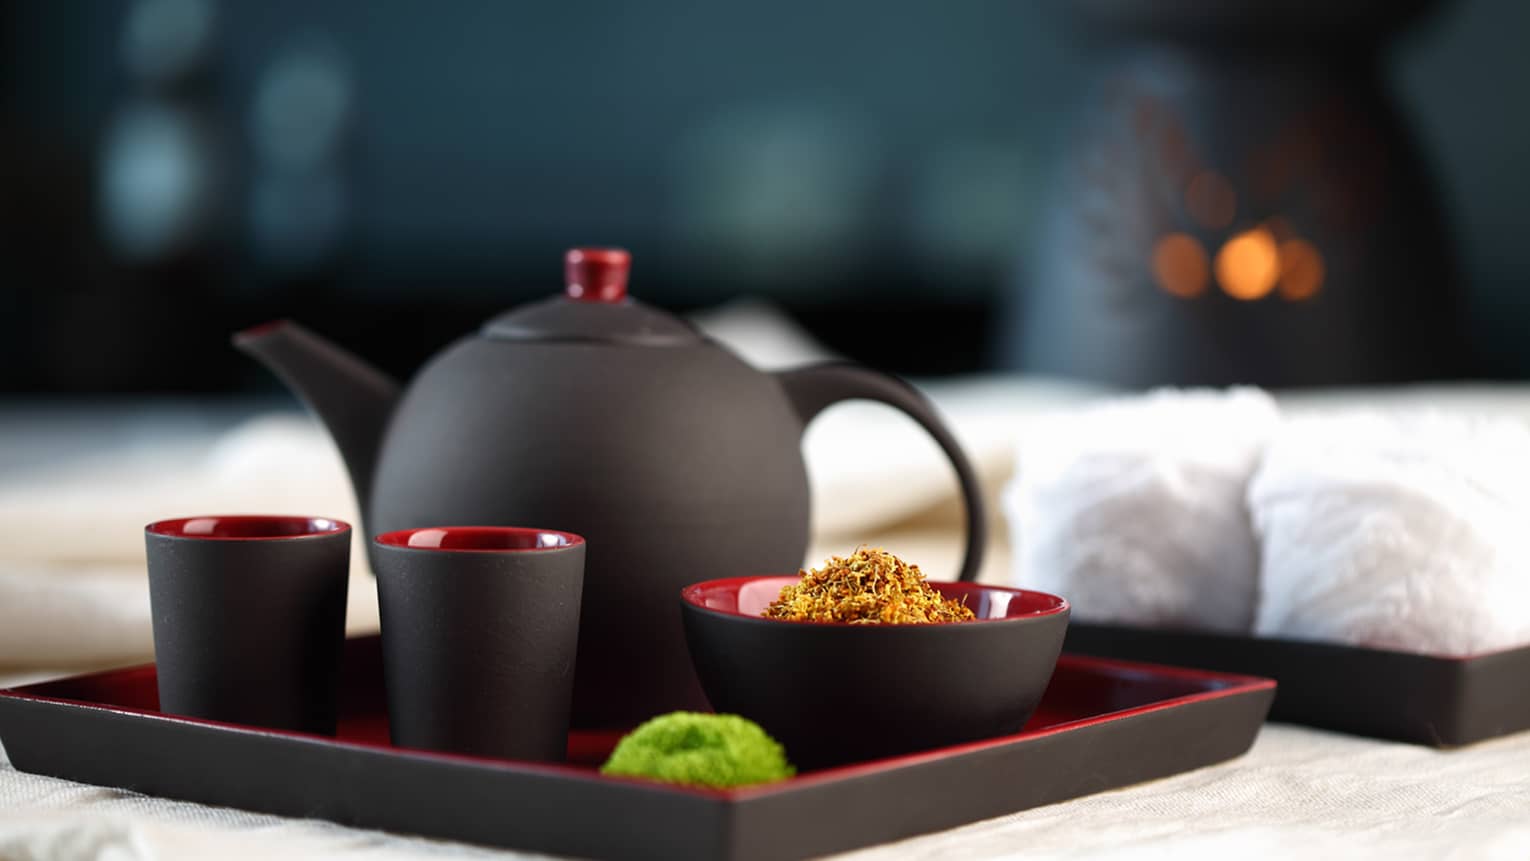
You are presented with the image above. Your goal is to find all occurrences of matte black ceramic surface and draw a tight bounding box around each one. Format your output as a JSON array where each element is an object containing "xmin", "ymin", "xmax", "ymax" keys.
[
  {"xmin": 681, "ymin": 577, "xmax": 1070, "ymax": 769},
  {"xmin": 1065, "ymin": 623, "xmax": 1530, "ymax": 746},
  {"xmin": 0, "ymin": 636, "xmax": 1274, "ymax": 861},
  {"xmin": 144, "ymin": 515, "xmax": 350, "ymax": 735},
  {"xmin": 373, "ymin": 527, "xmax": 585, "ymax": 762},
  {"xmin": 234, "ymin": 247, "xmax": 988, "ymax": 729}
]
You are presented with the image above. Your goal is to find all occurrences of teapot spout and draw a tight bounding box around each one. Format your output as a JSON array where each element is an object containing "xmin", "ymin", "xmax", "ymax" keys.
[{"xmin": 234, "ymin": 320, "xmax": 400, "ymax": 523}]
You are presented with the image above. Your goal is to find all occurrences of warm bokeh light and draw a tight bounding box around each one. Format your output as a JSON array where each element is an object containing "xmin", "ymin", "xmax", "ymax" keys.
[
  {"xmin": 1262, "ymin": 216, "xmax": 1294, "ymax": 241},
  {"xmin": 1185, "ymin": 171, "xmax": 1236, "ymax": 230},
  {"xmin": 1214, "ymin": 228, "xmax": 1280, "ymax": 301},
  {"xmin": 1151, "ymin": 232, "xmax": 1210, "ymax": 298},
  {"xmin": 1277, "ymin": 238, "xmax": 1325, "ymax": 301}
]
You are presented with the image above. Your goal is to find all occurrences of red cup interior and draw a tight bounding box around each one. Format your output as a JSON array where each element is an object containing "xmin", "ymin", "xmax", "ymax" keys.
[
  {"xmin": 146, "ymin": 515, "xmax": 349, "ymax": 540},
  {"xmin": 374, "ymin": 526, "xmax": 584, "ymax": 552},
  {"xmin": 682, "ymin": 576, "xmax": 1069, "ymax": 624}
]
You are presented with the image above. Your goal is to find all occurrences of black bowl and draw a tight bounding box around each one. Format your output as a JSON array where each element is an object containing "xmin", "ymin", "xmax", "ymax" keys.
[{"xmin": 680, "ymin": 576, "xmax": 1070, "ymax": 769}]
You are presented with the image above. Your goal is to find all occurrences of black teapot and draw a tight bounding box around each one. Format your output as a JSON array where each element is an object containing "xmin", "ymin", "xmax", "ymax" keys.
[{"xmin": 236, "ymin": 248, "xmax": 986, "ymax": 728}]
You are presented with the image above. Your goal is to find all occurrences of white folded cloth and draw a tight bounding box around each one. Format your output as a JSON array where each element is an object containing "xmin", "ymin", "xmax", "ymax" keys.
[
  {"xmin": 1004, "ymin": 388, "xmax": 1280, "ymax": 633},
  {"xmin": 0, "ymin": 413, "xmax": 361, "ymax": 566},
  {"xmin": 1250, "ymin": 413, "xmax": 1530, "ymax": 655},
  {"xmin": 0, "ymin": 565, "xmax": 152, "ymax": 668}
]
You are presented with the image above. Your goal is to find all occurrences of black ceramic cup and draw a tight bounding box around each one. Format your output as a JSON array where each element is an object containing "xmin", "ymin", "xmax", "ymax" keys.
[
  {"xmin": 145, "ymin": 515, "xmax": 351, "ymax": 735},
  {"xmin": 372, "ymin": 526, "xmax": 585, "ymax": 763},
  {"xmin": 681, "ymin": 577, "xmax": 1070, "ymax": 770}
]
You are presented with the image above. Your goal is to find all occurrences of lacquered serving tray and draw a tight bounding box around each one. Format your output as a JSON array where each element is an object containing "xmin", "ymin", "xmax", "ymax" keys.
[
  {"xmin": 1066, "ymin": 623, "xmax": 1530, "ymax": 747},
  {"xmin": 0, "ymin": 636, "xmax": 1274, "ymax": 861}
]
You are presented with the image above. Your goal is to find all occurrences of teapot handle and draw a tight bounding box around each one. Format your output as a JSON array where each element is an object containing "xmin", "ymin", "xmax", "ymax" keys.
[{"xmin": 773, "ymin": 362, "xmax": 987, "ymax": 583}]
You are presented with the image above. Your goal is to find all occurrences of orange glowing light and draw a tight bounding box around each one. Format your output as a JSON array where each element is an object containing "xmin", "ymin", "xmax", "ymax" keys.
[
  {"xmin": 1278, "ymin": 238, "xmax": 1325, "ymax": 301},
  {"xmin": 1263, "ymin": 216, "xmax": 1294, "ymax": 241},
  {"xmin": 1185, "ymin": 171, "xmax": 1236, "ymax": 230},
  {"xmin": 1151, "ymin": 233, "xmax": 1210, "ymax": 298},
  {"xmin": 1214, "ymin": 228, "xmax": 1280, "ymax": 301}
]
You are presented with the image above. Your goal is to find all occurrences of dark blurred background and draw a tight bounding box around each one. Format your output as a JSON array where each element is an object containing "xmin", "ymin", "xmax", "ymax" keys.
[{"xmin": 2, "ymin": 0, "xmax": 1527, "ymax": 394}]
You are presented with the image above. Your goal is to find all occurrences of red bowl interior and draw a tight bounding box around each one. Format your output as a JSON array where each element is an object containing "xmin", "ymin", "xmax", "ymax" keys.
[
  {"xmin": 146, "ymin": 515, "xmax": 349, "ymax": 541},
  {"xmin": 374, "ymin": 526, "xmax": 584, "ymax": 552},
  {"xmin": 682, "ymin": 576, "xmax": 1068, "ymax": 625}
]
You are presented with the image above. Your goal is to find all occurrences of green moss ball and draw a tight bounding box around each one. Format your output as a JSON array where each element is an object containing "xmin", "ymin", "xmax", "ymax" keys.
[{"xmin": 600, "ymin": 712, "xmax": 795, "ymax": 789}]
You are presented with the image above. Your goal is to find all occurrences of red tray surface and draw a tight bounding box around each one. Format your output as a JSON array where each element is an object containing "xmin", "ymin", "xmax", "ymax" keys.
[
  {"xmin": 0, "ymin": 637, "xmax": 1275, "ymax": 860},
  {"xmin": 8, "ymin": 638, "xmax": 1266, "ymax": 784}
]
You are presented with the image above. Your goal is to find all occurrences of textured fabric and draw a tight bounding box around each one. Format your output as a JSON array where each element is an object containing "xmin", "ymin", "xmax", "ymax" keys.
[
  {"xmin": 1250, "ymin": 413, "xmax": 1530, "ymax": 654},
  {"xmin": 1005, "ymin": 388, "xmax": 1280, "ymax": 633},
  {"xmin": 2, "ymin": 725, "xmax": 1528, "ymax": 860}
]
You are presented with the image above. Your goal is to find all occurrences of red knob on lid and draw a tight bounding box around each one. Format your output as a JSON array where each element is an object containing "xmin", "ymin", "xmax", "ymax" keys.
[{"xmin": 565, "ymin": 248, "xmax": 631, "ymax": 302}]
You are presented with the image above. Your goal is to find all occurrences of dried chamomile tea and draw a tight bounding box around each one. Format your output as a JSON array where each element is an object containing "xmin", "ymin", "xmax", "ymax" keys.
[{"xmin": 763, "ymin": 547, "xmax": 975, "ymax": 624}]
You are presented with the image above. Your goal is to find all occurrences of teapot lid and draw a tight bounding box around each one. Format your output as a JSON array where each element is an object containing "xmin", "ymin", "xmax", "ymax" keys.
[{"xmin": 480, "ymin": 248, "xmax": 703, "ymax": 347}]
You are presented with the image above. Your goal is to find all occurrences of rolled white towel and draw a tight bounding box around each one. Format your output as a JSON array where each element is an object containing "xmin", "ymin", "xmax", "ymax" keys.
[
  {"xmin": 1250, "ymin": 413, "xmax": 1530, "ymax": 655},
  {"xmin": 1004, "ymin": 388, "xmax": 1279, "ymax": 633}
]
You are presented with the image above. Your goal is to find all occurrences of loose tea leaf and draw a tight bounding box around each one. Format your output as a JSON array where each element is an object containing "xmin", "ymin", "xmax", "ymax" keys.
[{"xmin": 763, "ymin": 547, "xmax": 976, "ymax": 624}]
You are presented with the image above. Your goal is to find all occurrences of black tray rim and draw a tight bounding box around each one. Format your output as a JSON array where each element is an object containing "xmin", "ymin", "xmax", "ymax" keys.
[
  {"xmin": 1064, "ymin": 621, "xmax": 1530, "ymax": 747},
  {"xmin": 1070, "ymin": 622, "xmax": 1530, "ymax": 663},
  {"xmin": 0, "ymin": 641, "xmax": 1279, "ymax": 860},
  {"xmin": 0, "ymin": 648, "xmax": 1276, "ymax": 801}
]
